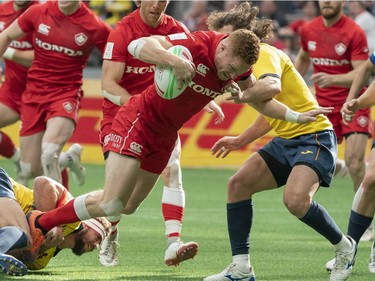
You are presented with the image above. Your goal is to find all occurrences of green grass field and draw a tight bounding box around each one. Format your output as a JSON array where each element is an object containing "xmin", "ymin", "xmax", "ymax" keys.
[{"xmin": 1, "ymin": 159, "xmax": 374, "ymax": 281}]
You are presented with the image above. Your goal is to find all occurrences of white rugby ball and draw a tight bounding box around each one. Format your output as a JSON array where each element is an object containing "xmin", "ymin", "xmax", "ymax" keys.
[{"xmin": 154, "ymin": 45, "xmax": 193, "ymax": 100}]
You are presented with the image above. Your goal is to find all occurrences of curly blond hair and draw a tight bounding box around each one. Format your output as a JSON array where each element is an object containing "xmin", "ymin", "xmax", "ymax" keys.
[{"xmin": 207, "ymin": 1, "xmax": 273, "ymax": 41}]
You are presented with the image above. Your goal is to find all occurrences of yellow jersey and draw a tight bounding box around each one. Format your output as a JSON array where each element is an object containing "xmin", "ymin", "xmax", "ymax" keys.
[
  {"xmin": 253, "ymin": 43, "xmax": 333, "ymax": 139},
  {"xmin": 11, "ymin": 178, "xmax": 80, "ymax": 270}
]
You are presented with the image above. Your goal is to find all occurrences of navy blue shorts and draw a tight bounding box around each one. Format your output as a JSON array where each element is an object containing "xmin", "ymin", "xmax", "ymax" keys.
[
  {"xmin": 0, "ymin": 167, "xmax": 15, "ymax": 199},
  {"xmin": 258, "ymin": 130, "xmax": 337, "ymax": 187}
]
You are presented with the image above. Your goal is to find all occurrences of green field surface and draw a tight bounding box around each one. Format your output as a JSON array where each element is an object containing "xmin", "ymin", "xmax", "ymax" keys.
[{"xmin": 0, "ymin": 160, "xmax": 374, "ymax": 281}]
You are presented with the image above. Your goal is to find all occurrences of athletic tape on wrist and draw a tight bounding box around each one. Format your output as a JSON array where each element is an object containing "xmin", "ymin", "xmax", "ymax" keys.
[
  {"xmin": 102, "ymin": 90, "xmax": 121, "ymax": 106},
  {"xmin": 285, "ymin": 108, "xmax": 300, "ymax": 123},
  {"xmin": 127, "ymin": 38, "xmax": 146, "ymax": 59},
  {"xmin": 3, "ymin": 47, "xmax": 15, "ymax": 60}
]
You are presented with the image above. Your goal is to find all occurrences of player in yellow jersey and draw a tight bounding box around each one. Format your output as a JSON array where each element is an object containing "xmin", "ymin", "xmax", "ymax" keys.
[
  {"xmin": 204, "ymin": 3, "xmax": 355, "ymax": 281},
  {"xmin": 0, "ymin": 172, "xmax": 110, "ymax": 273}
]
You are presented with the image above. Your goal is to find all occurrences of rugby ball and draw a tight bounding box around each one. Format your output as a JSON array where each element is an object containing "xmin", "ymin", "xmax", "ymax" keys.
[{"xmin": 154, "ymin": 45, "xmax": 193, "ymax": 100}]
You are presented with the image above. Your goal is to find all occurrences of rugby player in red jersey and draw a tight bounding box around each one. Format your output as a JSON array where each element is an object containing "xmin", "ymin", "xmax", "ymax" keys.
[
  {"xmin": 0, "ymin": 0, "xmax": 111, "ymax": 188},
  {"xmin": 99, "ymin": 0, "xmax": 209, "ymax": 267},
  {"xmin": 0, "ymin": 0, "xmax": 34, "ymax": 182}
]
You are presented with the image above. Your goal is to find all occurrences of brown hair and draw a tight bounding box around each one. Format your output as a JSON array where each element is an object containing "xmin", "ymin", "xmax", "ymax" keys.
[
  {"xmin": 207, "ymin": 1, "xmax": 273, "ymax": 41},
  {"xmin": 228, "ymin": 29, "xmax": 260, "ymax": 65}
]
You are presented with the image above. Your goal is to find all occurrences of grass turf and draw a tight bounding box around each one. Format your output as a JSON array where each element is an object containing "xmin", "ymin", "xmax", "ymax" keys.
[{"xmin": 0, "ymin": 160, "xmax": 374, "ymax": 281}]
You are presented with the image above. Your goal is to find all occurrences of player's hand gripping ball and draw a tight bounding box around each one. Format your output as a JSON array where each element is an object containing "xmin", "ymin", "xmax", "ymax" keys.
[{"xmin": 154, "ymin": 45, "xmax": 193, "ymax": 100}]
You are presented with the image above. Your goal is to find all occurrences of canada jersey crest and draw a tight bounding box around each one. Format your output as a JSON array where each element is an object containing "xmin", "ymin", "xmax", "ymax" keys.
[
  {"xmin": 75, "ymin": 33, "xmax": 87, "ymax": 46},
  {"xmin": 335, "ymin": 43, "xmax": 346, "ymax": 56}
]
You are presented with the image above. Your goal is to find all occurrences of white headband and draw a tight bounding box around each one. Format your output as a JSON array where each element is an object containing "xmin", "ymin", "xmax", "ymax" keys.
[{"xmin": 82, "ymin": 219, "xmax": 107, "ymax": 241}]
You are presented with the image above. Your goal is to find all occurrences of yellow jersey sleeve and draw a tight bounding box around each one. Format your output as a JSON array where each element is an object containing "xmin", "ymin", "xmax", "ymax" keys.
[{"xmin": 11, "ymin": 178, "xmax": 34, "ymax": 214}]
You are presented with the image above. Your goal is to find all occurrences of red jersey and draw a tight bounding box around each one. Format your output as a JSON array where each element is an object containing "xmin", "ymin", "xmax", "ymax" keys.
[
  {"xmin": 128, "ymin": 31, "xmax": 233, "ymax": 133},
  {"xmin": 16, "ymin": 1, "xmax": 111, "ymax": 102},
  {"xmin": 0, "ymin": 1, "xmax": 34, "ymax": 96},
  {"xmin": 300, "ymin": 15, "xmax": 369, "ymax": 106},
  {"xmin": 107, "ymin": 31, "xmax": 253, "ymax": 172},
  {"xmin": 101, "ymin": 8, "xmax": 189, "ymax": 121}
]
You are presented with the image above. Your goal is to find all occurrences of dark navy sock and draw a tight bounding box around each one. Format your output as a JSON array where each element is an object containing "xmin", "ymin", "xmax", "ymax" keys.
[
  {"xmin": 0, "ymin": 226, "xmax": 28, "ymax": 254},
  {"xmin": 227, "ymin": 199, "xmax": 253, "ymax": 256},
  {"xmin": 347, "ymin": 210, "xmax": 373, "ymax": 244},
  {"xmin": 299, "ymin": 201, "xmax": 343, "ymax": 245}
]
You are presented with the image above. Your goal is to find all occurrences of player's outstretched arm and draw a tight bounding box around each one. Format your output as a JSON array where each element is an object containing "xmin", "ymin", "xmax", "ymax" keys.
[
  {"xmin": 211, "ymin": 115, "xmax": 272, "ymax": 159},
  {"xmin": 249, "ymin": 98, "xmax": 333, "ymax": 124},
  {"xmin": 346, "ymin": 59, "xmax": 375, "ymax": 102},
  {"xmin": 342, "ymin": 80, "xmax": 375, "ymax": 123}
]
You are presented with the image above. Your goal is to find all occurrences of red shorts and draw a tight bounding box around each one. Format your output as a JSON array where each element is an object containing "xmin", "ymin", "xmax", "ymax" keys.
[
  {"xmin": 99, "ymin": 106, "xmax": 120, "ymax": 154},
  {"xmin": 20, "ymin": 90, "xmax": 82, "ymax": 136},
  {"xmin": 328, "ymin": 106, "xmax": 372, "ymax": 144},
  {"xmin": 0, "ymin": 84, "xmax": 22, "ymax": 114},
  {"xmin": 104, "ymin": 100, "xmax": 177, "ymax": 174}
]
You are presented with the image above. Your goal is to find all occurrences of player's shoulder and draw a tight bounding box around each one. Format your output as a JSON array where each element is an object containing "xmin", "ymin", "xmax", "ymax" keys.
[
  {"xmin": 113, "ymin": 10, "xmax": 140, "ymax": 34},
  {"xmin": 116, "ymin": 9, "xmax": 138, "ymax": 26},
  {"xmin": 258, "ymin": 43, "xmax": 288, "ymax": 65},
  {"xmin": 162, "ymin": 14, "xmax": 189, "ymax": 32},
  {"xmin": 301, "ymin": 16, "xmax": 322, "ymax": 33},
  {"xmin": 342, "ymin": 15, "xmax": 365, "ymax": 32},
  {"xmin": 110, "ymin": 17, "xmax": 139, "ymax": 43}
]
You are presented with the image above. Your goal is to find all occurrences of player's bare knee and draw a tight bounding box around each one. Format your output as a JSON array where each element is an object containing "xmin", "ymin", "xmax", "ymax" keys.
[
  {"xmin": 359, "ymin": 183, "xmax": 375, "ymax": 199},
  {"xmin": 41, "ymin": 143, "xmax": 61, "ymax": 182},
  {"xmin": 33, "ymin": 176, "xmax": 50, "ymax": 189},
  {"xmin": 345, "ymin": 157, "xmax": 364, "ymax": 173},
  {"xmin": 283, "ymin": 196, "xmax": 308, "ymax": 217},
  {"xmin": 363, "ymin": 173, "xmax": 375, "ymax": 188},
  {"xmin": 19, "ymin": 161, "xmax": 34, "ymax": 185},
  {"xmin": 41, "ymin": 143, "xmax": 59, "ymax": 165},
  {"xmin": 228, "ymin": 175, "xmax": 244, "ymax": 194}
]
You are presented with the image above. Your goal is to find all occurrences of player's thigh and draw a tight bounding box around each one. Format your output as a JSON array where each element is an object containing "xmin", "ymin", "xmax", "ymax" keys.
[
  {"xmin": 0, "ymin": 198, "xmax": 30, "ymax": 236},
  {"xmin": 0, "ymin": 102, "xmax": 20, "ymax": 128},
  {"xmin": 344, "ymin": 133, "xmax": 368, "ymax": 161},
  {"xmin": 101, "ymin": 152, "xmax": 142, "ymax": 206},
  {"xmin": 229, "ymin": 152, "xmax": 277, "ymax": 198},
  {"xmin": 43, "ymin": 116, "xmax": 75, "ymax": 145}
]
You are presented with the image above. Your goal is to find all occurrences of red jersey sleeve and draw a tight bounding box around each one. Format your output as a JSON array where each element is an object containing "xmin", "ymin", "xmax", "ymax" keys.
[
  {"xmin": 93, "ymin": 18, "xmax": 112, "ymax": 54},
  {"xmin": 103, "ymin": 25, "xmax": 129, "ymax": 62},
  {"xmin": 16, "ymin": 4, "xmax": 40, "ymax": 33},
  {"xmin": 349, "ymin": 28, "xmax": 369, "ymax": 61}
]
